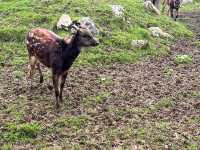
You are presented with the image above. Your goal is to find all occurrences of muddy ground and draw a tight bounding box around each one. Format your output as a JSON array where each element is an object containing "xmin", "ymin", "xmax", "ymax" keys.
[{"xmin": 0, "ymin": 12, "xmax": 200, "ymax": 149}]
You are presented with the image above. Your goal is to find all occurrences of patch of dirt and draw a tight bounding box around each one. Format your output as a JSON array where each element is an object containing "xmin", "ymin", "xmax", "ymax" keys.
[{"xmin": 1, "ymin": 12, "xmax": 200, "ymax": 149}]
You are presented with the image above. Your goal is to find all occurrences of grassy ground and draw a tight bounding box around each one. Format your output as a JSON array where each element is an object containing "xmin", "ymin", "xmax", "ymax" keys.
[
  {"xmin": 0, "ymin": 0, "xmax": 200, "ymax": 149},
  {"xmin": 0, "ymin": 0, "xmax": 192, "ymax": 69},
  {"xmin": 181, "ymin": 0, "xmax": 200, "ymax": 11}
]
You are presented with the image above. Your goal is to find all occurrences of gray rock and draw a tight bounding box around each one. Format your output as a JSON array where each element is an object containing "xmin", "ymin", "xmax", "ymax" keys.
[
  {"xmin": 182, "ymin": 0, "xmax": 193, "ymax": 4},
  {"xmin": 131, "ymin": 40, "xmax": 149, "ymax": 49},
  {"xmin": 110, "ymin": 5, "xmax": 124, "ymax": 17},
  {"xmin": 148, "ymin": 27, "xmax": 173, "ymax": 38},
  {"xmin": 144, "ymin": 1, "xmax": 160, "ymax": 15},
  {"xmin": 41, "ymin": 0, "xmax": 54, "ymax": 3},
  {"xmin": 57, "ymin": 14, "xmax": 72, "ymax": 29},
  {"xmin": 79, "ymin": 17, "xmax": 99, "ymax": 34}
]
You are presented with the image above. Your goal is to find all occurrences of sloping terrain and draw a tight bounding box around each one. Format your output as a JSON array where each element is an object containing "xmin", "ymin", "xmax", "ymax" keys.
[
  {"xmin": 0, "ymin": 0, "xmax": 192, "ymax": 68},
  {"xmin": 0, "ymin": 0, "xmax": 200, "ymax": 149}
]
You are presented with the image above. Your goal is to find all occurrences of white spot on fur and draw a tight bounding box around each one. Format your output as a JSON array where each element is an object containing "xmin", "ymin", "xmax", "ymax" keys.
[
  {"xmin": 29, "ymin": 32, "xmax": 34, "ymax": 37},
  {"xmin": 34, "ymin": 43, "xmax": 40, "ymax": 46},
  {"xmin": 34, "ymin": 36, "xmax": 42, "ymax": 40}
]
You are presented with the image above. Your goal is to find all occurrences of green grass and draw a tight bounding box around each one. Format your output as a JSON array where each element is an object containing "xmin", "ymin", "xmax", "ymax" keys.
[
  {"xmin": 0, "ymin": 0, "xmax": 199, "ymax": 149},
  {"xmin": 181, "ymin": 0, "xmax": 200, "ymax": 11},
  {"xmin": 2, "ymin": 143, "xmax": 13, "ymax": 150},
  {"xmin": 54, "ymin": 115, "xmax": 88, "ymax": 129},
  {"xmin": 174, "ymin": 54, "xmax": 193, "ymax": 64},
  {"xmin": 185, "ymin": 142, "xmax": 199, "ymax": 150},
  {"xmin": 163, "ymin": 66, "xmax": 174, "ymax": 78},
  {"xmin": 155, "ymin": 98, "xmax": 174, "ymax": 109},
  {"xmin": 2, "ymin": 122, "xmax": 42, "ymax": 142},
  {"xmin": 83, "ymin": 92, "xmax": 110, "ymax": 106},
  {"xmin": 190, "ymin": 91, "xmax": 200, "ymax": 98},
  {"xmin": 192, "ymin": 41, "xmax": 200, "ymax": 48},
  {"xmin": 134, "ymin": 125, "xmax": 169, "ymax": 147},
  {"xmin": 155, "ymin": 121, "xmax": 170, "ymax": 131},
  {"xmin": 150, "ymin": 97, "xmax": 174, "ymax": 112},
  {"xmin": 13, "ymin": 70, "xmax": 25, "ymax": 79},
  {"xmin": 0, "ymin": 0, "xmax": 193, "ymax": 69},
  {"xmin": 98, "ymin": 75, "xmax": 114, "ymax": 86},
  {"xmin": 4, "ymin": 95, "xmax": 26, "ymax": 122}
]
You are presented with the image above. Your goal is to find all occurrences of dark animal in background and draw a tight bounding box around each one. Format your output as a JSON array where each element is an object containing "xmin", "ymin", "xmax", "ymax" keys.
[
  {"xmin": 26, "ymin": 21, "xmax": 99, "ymax": 108},
  {"xmin": 162, "ymin": 0, "xmax": 181, "ymax": 21}
]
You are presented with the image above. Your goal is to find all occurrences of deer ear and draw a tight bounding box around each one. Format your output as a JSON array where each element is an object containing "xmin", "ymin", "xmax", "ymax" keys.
[
  {"xmin": 68, "ymin": 20, "xmax": 81, "ymax": 32},
  {"xmin": 72, "ymin": 20, "xmax": 81, "ymax": 27}
]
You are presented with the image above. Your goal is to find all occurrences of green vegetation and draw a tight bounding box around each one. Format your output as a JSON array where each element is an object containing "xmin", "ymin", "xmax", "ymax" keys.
[
  {"xmin": 190, "ymin": 91, "xmax": 200, "ymax": 98},
  {"xmin": 192, "ymin": 41, "xmax": 200, "ymax": 48},
  {"xmin": 2, "ymin": 122, "xmax": 42, "ymax": 142},
  {"xmin": 0, "ymin": 0, "xmax": 192, "ymax": 69},
  {"xmin": 174, "ymin": 54, "xmax": 193, "ymax": 64},
  {"xmin": 1, "ymin": 0, "xmax": 200, "ymax": 149},
  {"xmin": 181, "ymin": 0, "xmax": 200, "ymax": 11},
  {"xmin": 155, "ymin": 97, "xmax": 174, "ymax": 109},
  {"xmin": 150, "ymin": 97, "xmax": 174, "ymax": 112},
  {"xmin": 54, "ymin": 115, "xmax": 88, "ymax": 129},
  {"xmin": 2, "ymin": 143, "xmax": 13, "ymax": 150},
  {"xmin": 163, "ymin": 66, "xmax": 174, "ymax": 78},
  {"xmin": 4, "ymin": 95, "xmax": 26, "ymax": 122},
  {"xmin": 83, "ymin": 92, "xmax": 110, "ymax": 106}
]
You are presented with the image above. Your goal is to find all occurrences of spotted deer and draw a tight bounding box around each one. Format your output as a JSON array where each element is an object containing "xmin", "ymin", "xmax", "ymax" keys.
[{"xmin": 26, "ymin": 21, "xmax": 99, "ymax": 108}]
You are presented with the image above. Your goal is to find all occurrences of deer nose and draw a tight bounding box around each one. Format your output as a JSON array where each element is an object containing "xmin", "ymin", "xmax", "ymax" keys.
[{"xmin": 94, "ymin": 38, "xmax": 100, "ymax": 46}]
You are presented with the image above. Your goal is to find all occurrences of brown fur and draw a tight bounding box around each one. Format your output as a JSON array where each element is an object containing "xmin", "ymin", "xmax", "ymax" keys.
[{"xmin": 26, "ymin": 25, "xmax": 99, "ymax": 108}]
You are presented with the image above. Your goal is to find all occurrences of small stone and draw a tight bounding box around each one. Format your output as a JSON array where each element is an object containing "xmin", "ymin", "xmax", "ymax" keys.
[
  {"xmin": 43, "ymin": 145, "xmax": 62, "ymax": 150},
  {"xmin": 41, "ymin": 0, "xmax": 54, "ymax": 3},
  {"xmin": 182, "ymin": 0, "xmax": 193, "ymax": 4},
  {"xmin": 131, "ymin": 40, "xmax": 149, "ymax": 49},
  {"xmin": 194, "ymin": 102, "xmax": 200, "ymax": 109},
  {"xmin": 110, "ymin": 5, "xmax": 124, "ymax": 17},
  {"xmin": 148, "ymin": 27, "xmax": 173, "ymax": 38},
  {"xmin": 144, "ymin": 1, "xmax": 160, "ymax": 15},
  {"xmin": 57, "ymin": 14, "xmax": 72, "ymax": 29},
  {"xmin": 79, "ymin": 17, "xmax": 99, "ymax": 34}
]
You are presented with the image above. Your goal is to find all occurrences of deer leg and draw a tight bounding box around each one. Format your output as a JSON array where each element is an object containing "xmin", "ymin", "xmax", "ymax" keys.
[
  {"xmin": 28, "ymin": 56, "xmax": 37, "ymax": 78},
  {"xmin": 28, "ymin": 56, "xmax": 37, "ymax": 88},
  {"xmin": 170, "ymin": 8, "xmax": 174, "ymax": 18},
  {"xmin": 175, "ymin": 9, "xmax": 179, "ymax": 20},
  {"xmin": 37, "ymin": 63, "xmax": 43, "ymax": 83},
  {"xmin": 58, "ymin": 72, "xmax": 68, "ymax": 103},
  {"xmin": 174, "ymin": 10, "xmax": 177, "ymax": 21},
  {"xmin": 167, "ymin": 6, "xmax": 170, "ymax": 16},
  {"xmin": 52, "ymin": 73, "xmax": 60, "ymax": 108}
]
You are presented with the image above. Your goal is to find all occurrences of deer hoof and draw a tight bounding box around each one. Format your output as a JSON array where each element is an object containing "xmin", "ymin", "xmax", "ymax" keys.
[
  {"xmin": 47, "ymin": 84, "xmax": 53, "ymax": 90},
  {"xmin": 40, "ymin": 77, "xmax": 44, "ymax": 84}
]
